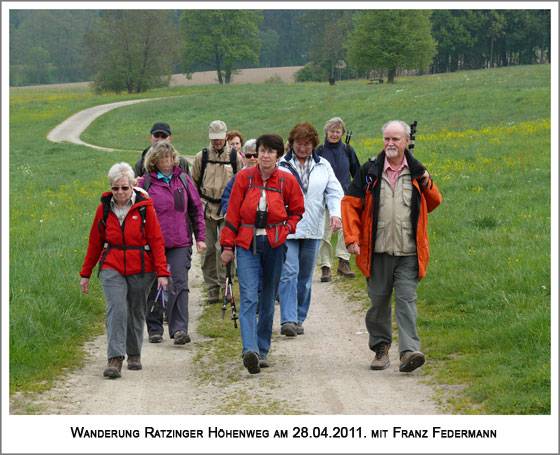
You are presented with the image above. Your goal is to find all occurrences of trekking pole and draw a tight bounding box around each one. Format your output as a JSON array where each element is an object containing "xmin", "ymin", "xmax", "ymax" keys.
[
  {"xmin": 150, "ymin": 284, "xmax": 165, "ymax": 314},
  {"xmin": 226, "ymin": 263, "xmax": 238, "ymax": 328},
  {"xmin": 409, "ymin": 121, "xmax": 418, "ymax": 155},
  {"xmin": 221, "ymin": 273, "xmax": 229, "ymax": 321},
  {"xmin": 344, "ymin": 130, "xmax": 353, "ymax": 146}
]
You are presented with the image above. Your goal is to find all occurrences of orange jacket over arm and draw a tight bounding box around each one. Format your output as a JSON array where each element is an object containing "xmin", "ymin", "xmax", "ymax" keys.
[{"xmin": 342, "ymin": 150, "xmax": 441, "ymax": 279}]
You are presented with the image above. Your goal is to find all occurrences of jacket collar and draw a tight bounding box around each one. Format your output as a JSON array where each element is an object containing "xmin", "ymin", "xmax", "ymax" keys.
[
  {"xmin": 284, "ymin": 148, "xmax": 321, "ymax": 164},
  {"xmin": 371, "ymin": 149, "xmax": 425, "ymax": 179}
]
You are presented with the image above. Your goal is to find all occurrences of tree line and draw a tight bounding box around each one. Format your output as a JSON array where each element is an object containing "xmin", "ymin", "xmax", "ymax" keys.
[{"xmin": 9, "ymin": 9, "xmax": 550, "ymax": 89}]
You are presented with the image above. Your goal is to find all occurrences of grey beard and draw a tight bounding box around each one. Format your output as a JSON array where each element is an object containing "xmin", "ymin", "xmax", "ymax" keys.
[{"xmin": 385, "ymin": 148, "xmax": 399, "ymax": 158}]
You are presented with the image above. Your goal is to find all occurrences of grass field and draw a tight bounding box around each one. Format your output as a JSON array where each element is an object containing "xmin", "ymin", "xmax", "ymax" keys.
[{"xmin": 9, "ymin": 64, "xmax": 551, "ymax": 414}]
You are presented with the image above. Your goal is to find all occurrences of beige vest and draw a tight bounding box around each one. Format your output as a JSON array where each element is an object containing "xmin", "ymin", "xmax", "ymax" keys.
[{"xmin": 374, "ymin": 167, "xmax": 416, "ymax": 256}]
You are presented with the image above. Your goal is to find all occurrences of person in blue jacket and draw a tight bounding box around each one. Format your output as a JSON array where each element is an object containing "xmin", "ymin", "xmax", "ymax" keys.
[{"xmin": 315, "ymin": 117, "xmax": 360, "ymax": 282}]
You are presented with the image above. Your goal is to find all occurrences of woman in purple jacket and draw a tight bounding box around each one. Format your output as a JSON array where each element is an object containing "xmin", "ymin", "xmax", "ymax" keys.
[{"xmin": 138, "ymin": 141, "xmax": 206, "ymax": 345}]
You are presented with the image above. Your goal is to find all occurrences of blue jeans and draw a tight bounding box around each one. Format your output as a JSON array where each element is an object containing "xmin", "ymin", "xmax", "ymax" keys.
[
  {"xmin": 236, "ymin": 236, "xmax": 286, "ymax": 356},
  {"xmin": 279, "ymin": 238, "xmax": 321, "ymax": 325}
]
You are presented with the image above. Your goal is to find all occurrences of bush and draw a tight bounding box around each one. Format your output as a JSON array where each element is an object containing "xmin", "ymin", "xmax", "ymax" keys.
[
  {"xmin": 295, "ymin": 63, "xmax": 328, "ymax": 82},
  {"xmin": 265, "ymin": 74, "xmax": 284, "ymax": 84}
]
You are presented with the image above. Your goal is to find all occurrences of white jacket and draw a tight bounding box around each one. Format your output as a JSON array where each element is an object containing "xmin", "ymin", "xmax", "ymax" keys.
[{"xmin": 278, "ymin": 150, "xmax": 344, "ymax": 239}]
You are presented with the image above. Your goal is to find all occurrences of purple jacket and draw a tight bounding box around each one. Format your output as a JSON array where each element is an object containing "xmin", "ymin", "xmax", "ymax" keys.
[{"xmin": 138, "ymin": 166, "xmax": 205, "ymax": 248}]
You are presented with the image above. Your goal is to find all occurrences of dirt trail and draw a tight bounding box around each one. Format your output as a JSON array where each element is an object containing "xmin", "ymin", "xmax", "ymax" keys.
[{"xmin": 10, "ymin": 252, "xmax": 441, "ymax": 415}]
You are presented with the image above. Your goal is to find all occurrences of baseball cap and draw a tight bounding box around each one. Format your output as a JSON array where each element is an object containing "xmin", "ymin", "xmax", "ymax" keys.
[
  {"xmin": 208, "ymin": 120, "xmax": 227, "ymax": 140},
  {"xmin": 150, "ymin": 122, "xmax": 171, "ymax": 136}
]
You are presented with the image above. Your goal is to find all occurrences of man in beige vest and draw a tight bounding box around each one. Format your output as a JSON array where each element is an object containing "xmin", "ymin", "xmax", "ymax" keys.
[
  {"xmin": 342, "ymin": 120, "xmax": 442, "ymax": 373},
  {"xmin": 191, "ymin": 120, "xmax": 244, "ymax": 303}
]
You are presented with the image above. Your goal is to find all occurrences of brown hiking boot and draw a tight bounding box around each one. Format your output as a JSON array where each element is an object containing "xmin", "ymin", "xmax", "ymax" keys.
[
  {"xmin": 337, "ymin": 258, "xmax": 356, "ymax": 278},
  {"xmin": 207, "ymin": 289, "xmax": 220, "ymax": 304},
  {"xmin": 127, "ymin": 354, "xmax": 142, "ymax": 370},
  {"xmin": 320, "ymin": 266, "xmax": 331, "ymax": 282},
  {"xmin": 370, "ymin": 343, "xmax": 390, "ymax": 370},
  {"xmin": 103, "ymin": 356, "xmax": 124, "ymax": 378},
  {"xmin": 399, "ymin": 351, "xmax": 425, "ymax": 372}
]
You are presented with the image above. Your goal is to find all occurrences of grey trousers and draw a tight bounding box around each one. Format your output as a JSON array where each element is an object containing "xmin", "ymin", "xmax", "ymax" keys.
[
  {"xmin": 146, "ymin": 246, "xmax": 192, "ymax": 339},
  {"xmin": 200, "ymin": 217, "xmax": 226, "ymax": 293},
  {"xmin": 365, "ymin": 254, "xmax": 420, "ymax": 354},
  {"xmin": 100, "ymin": 269, "xmax": 155, "ymax": 359}
]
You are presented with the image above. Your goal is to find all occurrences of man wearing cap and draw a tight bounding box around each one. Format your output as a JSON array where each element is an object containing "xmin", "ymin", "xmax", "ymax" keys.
[
  {"xmin": 133, "ymin": 122, "xmax": 190, "ymax": 178},
  {"xmin": 191, "ymin": 120, "xmax": 244, "ymax": 303}
]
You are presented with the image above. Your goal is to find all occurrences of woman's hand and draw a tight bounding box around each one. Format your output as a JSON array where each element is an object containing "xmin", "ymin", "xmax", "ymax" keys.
[
  {"xmin": 347, "ymin": 243, "xmax": 360, "ymax": 255},
  {"xmin": 196, "ymin": 241, "xmax": 207, "ymax": 254},
  {"xmin": 80, "ymin": 277, "xmax": 90, "ymax": 294},
  {"xmin": 221, "ymin": 249, "xmax": 234, "ymax": 267},
  {"xmin": 330, "ymin": 215, "xmax": 342, "ymax": 233},
  {"xmin": 157, "ymin": 276, "xmax": 168, "ymax": 291}
]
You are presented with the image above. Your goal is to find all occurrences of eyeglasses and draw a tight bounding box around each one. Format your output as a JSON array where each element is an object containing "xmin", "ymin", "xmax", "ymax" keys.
[
  {"xmin": 153, "ymin": 133, "xmax": 168, "ymax": 139},
  {"xmin": 245, "ymin": 153, "xmax": 257, "ymax": 159},
  {"xmin": 328, "ymin": 130, "xmax": 343, "ymax": 136},
  {"xmin": 111, "ymin": 186, "xmax": 131, "ymax": 192}
]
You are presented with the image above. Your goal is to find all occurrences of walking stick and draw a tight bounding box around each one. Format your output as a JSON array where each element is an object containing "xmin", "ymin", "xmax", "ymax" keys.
[
  {"xmin": 409, "ymin": 121, "xmax": 418, "ymax": 155},
  {"xmin": 221, "ymin": 263, "xmax": 238, "ymax": 328},
  {"xmin": 344, "ymin": 130, "xmax": 353, "ymax": 146}
]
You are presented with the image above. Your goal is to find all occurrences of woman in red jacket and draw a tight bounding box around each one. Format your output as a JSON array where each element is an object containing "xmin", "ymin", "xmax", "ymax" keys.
[
  {"xmin": 220, "ymin": 134, "xmax": 305, "ymax": 374},
  {"xmin": 80, "ymin": 162, "xmax": 169, "ymax": 379}
]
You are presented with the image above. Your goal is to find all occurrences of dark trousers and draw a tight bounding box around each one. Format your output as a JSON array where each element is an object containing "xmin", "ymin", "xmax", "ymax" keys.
[{"xmin": 146, "ymin": 246, "xmax": 192, "ymax": 338}]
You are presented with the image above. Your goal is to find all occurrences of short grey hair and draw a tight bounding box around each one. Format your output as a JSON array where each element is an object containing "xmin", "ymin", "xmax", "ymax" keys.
[
  {"xmin": 382, "ymin": 120, "xmax": 410, "ymax": 137},
  {"xmin": 324, "ymin": 117, "xmax": 345, "ymax": 135},
  {"xmin": 243, "ymin": 138, "xmax": 257, "ymax": 154},
  {"xmin": 108, "ymin": 162, "xmax": 134, "ymax": 186}
]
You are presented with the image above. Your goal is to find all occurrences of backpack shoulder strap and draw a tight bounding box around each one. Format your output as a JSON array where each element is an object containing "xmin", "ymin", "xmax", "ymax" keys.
[
  {"xmin": 197, "ymin": 147, "xmax": 209, "ymax": 187},
  {"xmin": 143, "ymin": 175, "xmax": 152, "ymax": 191},
  {"xmin": 98, "ymin": 203, "xmax": 110, "ymax": 234},
  {"xmin": 229, "ymin": 149, "xmax": 238, "ymax": 174},
  {"xmin": 137, "ymin": 205, "xmax": 147, "ymax": 233},
  {"xmin": 178, "ymin": 172, "xmax": 189, "ymax": 191},
  {"xmin": 344, "ymin": 143, "xmax": 352, "ymax": 161}
]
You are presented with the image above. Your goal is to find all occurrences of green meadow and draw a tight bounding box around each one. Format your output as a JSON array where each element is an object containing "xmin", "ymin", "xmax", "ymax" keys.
[{"xmin": 9, "ymin": 65, "xmax": 551, "ymax": 414}]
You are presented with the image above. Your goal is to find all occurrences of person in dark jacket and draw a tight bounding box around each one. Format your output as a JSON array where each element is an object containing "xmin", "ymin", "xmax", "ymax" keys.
[
  {"xmin": 316, "ymin": 117, "xmax": 361, "ymax": 282},
  {"xmin": 137, "ymin": 142, "xmax": 206, "ymax": 345},
  {"xmin": 133, "ymin": 122, "xmax": 190, "ymax": 178},
  {"xmin": 80, "ymin": 162, "xmax": 170, "ymax": 379}
]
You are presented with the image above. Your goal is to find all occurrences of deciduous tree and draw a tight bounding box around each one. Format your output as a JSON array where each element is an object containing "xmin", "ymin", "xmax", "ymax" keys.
[
  {"xmin": 180, "ymin": 10, "xmax": 262, "ymax": 84},
  {"xmin": 346, "ymin": 10, "xmax": 436, "ymax": 83},
  {"xmin": 85, "ymin": 10, "xmax": 178, "ymax": 93}
]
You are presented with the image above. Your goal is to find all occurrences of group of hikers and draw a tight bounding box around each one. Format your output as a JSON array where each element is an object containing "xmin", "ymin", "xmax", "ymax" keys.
[{"xmin": 79, "ymin": 117, "xmax": 441, "ymax": 378}]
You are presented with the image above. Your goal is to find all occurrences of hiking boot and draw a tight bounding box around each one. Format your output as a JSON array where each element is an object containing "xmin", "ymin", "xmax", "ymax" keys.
[
  {"xmin": 173, "ymin": 330, "xmax": 191, "ymax": 345},
  {"xmin": 127, "ymin": 354, "xmax": 142, "ymax": 370},
  {"xmin": 399, "ymin": 351, "xmax": 425, "ymax": 373},
  {"xmin": 149, "ymin": 334, "xmax": 163, "ymax": 343},
  {"xmin": 207, "ymin": 289, "xmax": 220, "ymax": 304},
  {"xmin": 337, "ymin": 258, "xmax": 356, "ymax": 278},
  {"xmin": 103, "ymin": 356, "xmax": 123, "ymax": 379},
  {"xmin": 320, "ymin": 266, "xmax": 331, "ymax": 282},
  {"xmin": 243, "ymin": 351, "xmax": 261, "ymax": 374},
  {"xmin": 280, "ymin": 321, "xmax": 298, "ymax": 337},
  {"xmin": 258, "ymin": 355, "xmax": 270, "ymax": 368},
  {"xmin": 296, "ymin": 322, "xmax": 304, "ymax": 335},
  {"xmin": 370, "ymin": 343, "xmax": 390, "ymax": 370}
]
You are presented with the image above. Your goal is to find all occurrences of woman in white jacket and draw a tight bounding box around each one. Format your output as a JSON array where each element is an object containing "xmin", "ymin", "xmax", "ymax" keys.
[{"xmin": 277, "ymin": 121, "xmax": 344, "ymax": 336}]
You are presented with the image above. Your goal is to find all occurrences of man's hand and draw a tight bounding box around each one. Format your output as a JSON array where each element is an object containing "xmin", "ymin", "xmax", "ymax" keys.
[
  {"xmin": 221, "ymin": 249, "xmax": 234, "ymax": 267},
  {"xmin": 347, "ymin": 243, "xmax": 360, "ymax": 255},
  {"xmin": 330, "ymin": 216, "xmax": 342, "ymax": 233},
  {"xmin": 196, "ymin": 241, "xmax": 207, "ymax": 254},
  {"xmin": 419, "ymin": 170, "xmax": 430, "ymax": 188}
]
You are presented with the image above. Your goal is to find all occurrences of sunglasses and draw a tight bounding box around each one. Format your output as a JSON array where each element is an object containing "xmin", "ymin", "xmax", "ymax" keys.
[
  {"xmin": 153, "ymin": 133, "xmax": 168, "ymax": 139},
  {"xmin": 111, "ymin": 186, "xmax": 131, "ymax": 192},
  {"xmin": 245, "ymin": 153, "xmax": 258, "ymax": 159}
]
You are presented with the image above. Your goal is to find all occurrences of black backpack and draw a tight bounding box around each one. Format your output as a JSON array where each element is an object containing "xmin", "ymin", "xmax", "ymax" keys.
[{"xmin": 196, "ymin": 147, "xmax": 238, "ymax": 188}]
